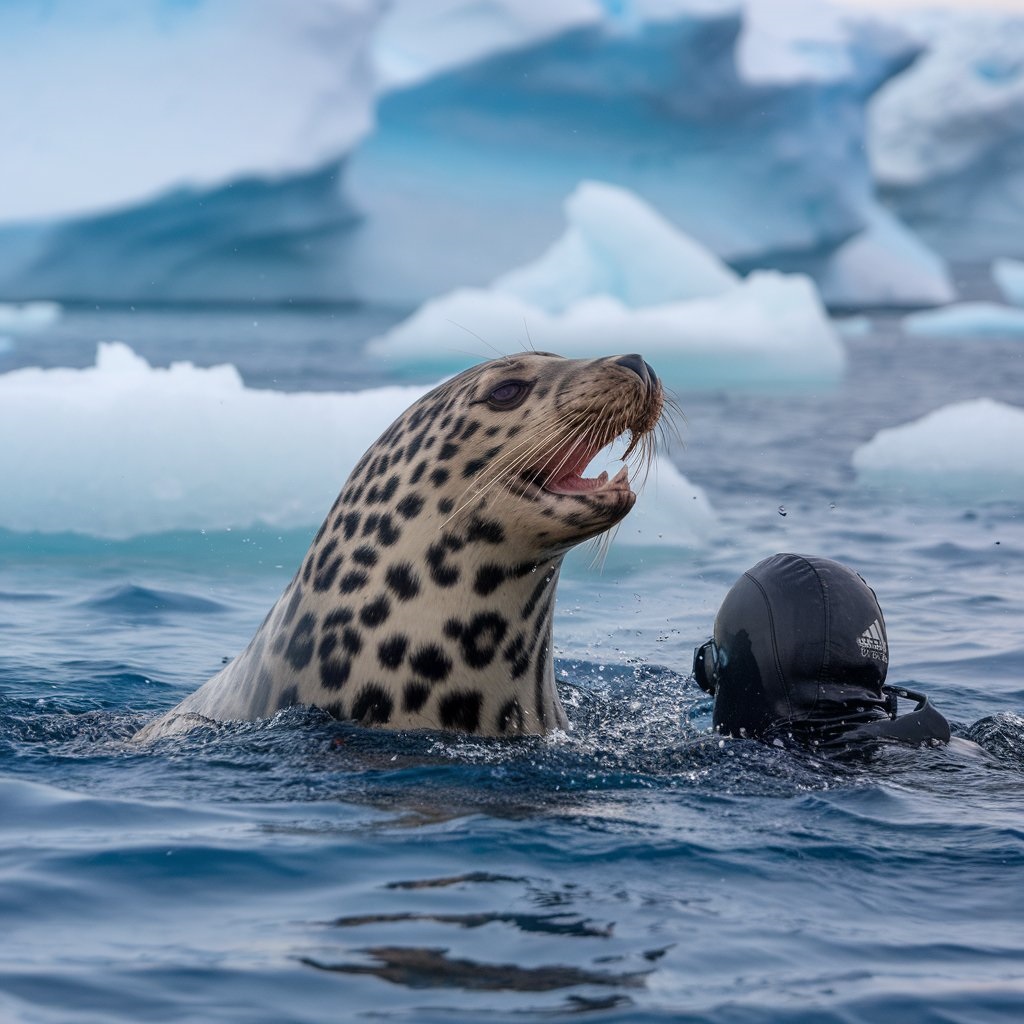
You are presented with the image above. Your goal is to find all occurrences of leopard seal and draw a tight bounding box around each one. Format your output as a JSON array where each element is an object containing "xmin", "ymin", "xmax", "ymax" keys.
[{"xmin": 135, "ymin": 351, "xmax": 664, "ymax": 741}]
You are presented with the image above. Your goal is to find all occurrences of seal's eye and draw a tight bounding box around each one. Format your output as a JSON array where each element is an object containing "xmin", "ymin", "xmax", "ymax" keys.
[{"xmin": 486, "ymin": 380, "xmax": 533, "ymax": 410}]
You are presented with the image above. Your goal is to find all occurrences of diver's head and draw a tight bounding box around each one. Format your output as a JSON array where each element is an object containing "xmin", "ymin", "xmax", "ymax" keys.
[{"xmin": 693, "ymin": 553, "xmax": 949, "ymax": 747}]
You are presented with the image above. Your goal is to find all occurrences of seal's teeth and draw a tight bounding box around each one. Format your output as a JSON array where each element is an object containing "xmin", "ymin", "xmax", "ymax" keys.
[
  {"xmin": 611, "ymin": 466, "xmax": 629, "ymax": 486},
  {"xmin": 596, "ymin": 471, "xmax": 609, "ymax": 485}
]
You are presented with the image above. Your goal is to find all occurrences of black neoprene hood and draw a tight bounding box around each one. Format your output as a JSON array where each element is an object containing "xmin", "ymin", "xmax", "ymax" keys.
[{"xmin": 710, "ymin": 553, "xmax": 892, "ymax": 742}]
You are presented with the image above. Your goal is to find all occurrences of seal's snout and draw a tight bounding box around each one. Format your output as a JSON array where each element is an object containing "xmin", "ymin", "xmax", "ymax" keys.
[{"xmin": 614, "ymin": 353, "xmax": 658, "ymax": 389}]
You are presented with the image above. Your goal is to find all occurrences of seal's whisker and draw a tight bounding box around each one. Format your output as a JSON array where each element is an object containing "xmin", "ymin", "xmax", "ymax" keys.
[
  {"xmin": 523, "ymin": 319, "xmax": 536, "ymax": 353},
  {"xmin": 659, "ymin": 393, "xmax": 686, "ymax": 449},
  {"xmin": 441, "ymin": 412, "xmax": 593, "ymax": 529},
  {"xmin": 590, "ymin": 521, "xmax": 620, "ymax": 570},
  {"xmin": 445, "ymin": 319, "xmax": 508, "ymax": 361}
]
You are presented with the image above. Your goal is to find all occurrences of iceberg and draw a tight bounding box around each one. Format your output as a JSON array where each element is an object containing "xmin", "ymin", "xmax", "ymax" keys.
[
  {"xmin": 373, "ymin": 0, "xmax": 599, "ymax": 89},
  {"xmin": 345, "ymin": 3, "xmax": 919, "ymax": 306},
  {"xmin": 0, "ymin": 342, "xmax": 707, "ymax": 543},
  {"xmin": 494, "ymin": 181, "xmax": 739, "ymax": 312},
  {"xmin": 902, "ymin": 302, "xmax": 1024, "ymax": 338},
  {"xmin": 0, "ymin": 0, "xmax": 381, "ymax": 303},
  {"xmin": 0, "ymin": 0, "xmax": 382, "ymax": 224},
  {"xmin": 816, "ymin": 205, "xmax": 955, "ymax": 308},
  {"xmin": 0, "ymin": 1, "xmax": 922, "ymax": 306},
  {"xmin": 993, "ymin": 257, "xmax": 1024, "ymax": 307},
  {"xmin": 0, "ymin": 343, "xmax": 427, "ymax": 539},
  {"xmin": 870, "ymin": 11, "xmax": 1024, "ymax": 261},
  {"xmin": 852, "ymin": 398, "xmax": 1024, "ymax": 502},
  {"xmin": 367, "ymin": 182, "xmax": 845, "ymax": 390}
]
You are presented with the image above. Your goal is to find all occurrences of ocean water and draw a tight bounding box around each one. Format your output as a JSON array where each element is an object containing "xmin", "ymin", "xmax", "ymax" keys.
[{"xmin": 1, "ymin": 299, "xmax": 1022, "ymax": 1023}]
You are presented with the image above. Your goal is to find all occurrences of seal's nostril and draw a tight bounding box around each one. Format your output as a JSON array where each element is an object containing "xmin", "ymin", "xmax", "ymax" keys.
[
  {"xmin": 644, "ymin": 361, "xmax": 658, "ymax": 387},
  {"xmin": 614, "ymin": 353, "xmax": 649, "ymax": 384}
]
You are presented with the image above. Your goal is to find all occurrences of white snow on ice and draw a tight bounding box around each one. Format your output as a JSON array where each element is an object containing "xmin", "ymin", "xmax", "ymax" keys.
[
  {"xmin": 903, "ymin": 302, "xmax": 1024, "ymax": 338},
  {"xmin": 0, "ymin": 343, "xmax": 427, "ymax": 538},
  {"xmin": 494, "ymin": 181, "xmax": 739, "ymax": 313},
  {"xmin": 368, "ymin": 182, "xmax": 845, "ymax": 389},
  {"xmin": 853, "ymin": 398, "xmax": 1024, "ymax": 502},
  {"xmin": 0, "ymin": 0, "xmax": 382, "ymax": 222}
]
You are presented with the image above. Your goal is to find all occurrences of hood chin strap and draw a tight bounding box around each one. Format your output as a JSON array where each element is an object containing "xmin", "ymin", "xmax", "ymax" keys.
[{"xmin": 838, "ymin": 686, "xmax": 951, "ymax": 746}]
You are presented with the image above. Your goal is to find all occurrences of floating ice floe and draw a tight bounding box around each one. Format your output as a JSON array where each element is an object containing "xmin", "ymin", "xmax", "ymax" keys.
[
  {"xmin": 993, "ymin": 258, "xmax": 1024, "ymax": 307},
  {"xmin": 0, "ymin": 343, "xmax": 711, "ymax": 543},
  {"xmin": 590, "ymin": 449, "xmax": 717, "ymax": 551},
  {"xmin": 0, "ymin": 343, "xmax": 426, "ymax": 539},
  {"xmin": 494, "ymin": 182, "xmax": 739, "ymax": 312},
  {"xmin": 367, "ymin": 182, "xmax": 845, "ymax": 390},
  {"xmin": 0, "ymin": 300, "xmax": 61, "ymax": 332},
  {"xmin": 853, "ymin": 398, "xmax": 1024, "ymax": 502},
  {"xmin": 902, "ymin": 302, "xmax": 1024, "ymax": 338},
  {"xmin": 816, "ymin": 205, "xmax": 955, "ymax": 308}
]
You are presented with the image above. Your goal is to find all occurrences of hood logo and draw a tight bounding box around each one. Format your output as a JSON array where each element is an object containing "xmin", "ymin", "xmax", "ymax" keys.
[{"xmin": 857, "ymin": 619, "xmax": 888, "ymax": 663}]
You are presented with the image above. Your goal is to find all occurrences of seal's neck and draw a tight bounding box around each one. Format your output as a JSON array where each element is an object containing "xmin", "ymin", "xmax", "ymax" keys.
[
  {"xmin": 507, "ymin": 559, "xmax": 569, "ymax": 734},
  {"xmin": 436, "ymin": 544, "xmax": 569, "ymax": 735}
]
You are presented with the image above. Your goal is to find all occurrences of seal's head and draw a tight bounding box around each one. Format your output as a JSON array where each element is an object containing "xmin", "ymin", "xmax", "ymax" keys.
[
  {"xmin": 136, "ymin": 351, "xmax": 665, "ymax": 741},
  {"xmin": 353, "ymin": 350, "xmax": 664, "ymax": 558}
]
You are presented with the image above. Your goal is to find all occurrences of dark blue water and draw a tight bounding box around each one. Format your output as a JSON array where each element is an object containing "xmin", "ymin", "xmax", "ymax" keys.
[{"xmin": 1, "ymin": 301, "xmax": 1022, "ymax": 1022}]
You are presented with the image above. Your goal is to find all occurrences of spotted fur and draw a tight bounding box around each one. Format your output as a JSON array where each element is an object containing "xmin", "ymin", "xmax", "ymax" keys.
[{"xmin": 135, "ymin": 352, "xmax": 664, "ymax": 740}]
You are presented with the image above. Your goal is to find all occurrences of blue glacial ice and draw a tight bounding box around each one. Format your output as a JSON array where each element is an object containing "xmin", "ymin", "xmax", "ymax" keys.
[
  {"xmin": 344, "ymin": 1, "xmax": 921, "ymax": 306},
  {"xmin": 0, "ymin": 0, "xmax": 932, "ymax": 307},
  {"xmin": 902, "ymin": 302, "xmax": 1024, "ymax": 338},
  {"xmin": 367, "ymin": 181, "xmax": 845, "ymax": 390},
  {"xmin": 0, "ymin": 0, "xmax": 381, "ymax": 224},
  {"xmin": 853, "ymin": 398, "xmax": 1024, "ymax": 502},
  {"xmin": 871, "ymin": 10, "xmax": 1024, "ymax": 261},
  {"xmin": 0, "ymin": 342, "xmax": 710, "ymax": 543},
  {"xmin": 373, "ymin": 0, "xmax": 600, "ymax": 89},
  {"xmin": 0, "ymin": 0, "xmax": 381, "ymax": 303},
  {"xmin": 993, "ymin": 258, "xmax": 1024, "ymax": 307}
]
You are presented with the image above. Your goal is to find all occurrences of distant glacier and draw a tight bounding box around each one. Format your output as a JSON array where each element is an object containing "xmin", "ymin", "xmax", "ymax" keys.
[{"xmin": 0, "ymin": 1, "xmax": 1018, "ymax": 307}]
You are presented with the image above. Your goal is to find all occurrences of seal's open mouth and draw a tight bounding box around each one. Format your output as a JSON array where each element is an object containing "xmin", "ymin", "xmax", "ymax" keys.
[{"xmin": 535, "ymin": 437, "xmax": 635, "ymax": 497}]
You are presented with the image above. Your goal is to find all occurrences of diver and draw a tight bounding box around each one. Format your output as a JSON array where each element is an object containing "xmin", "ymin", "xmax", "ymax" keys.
[{"xmin": 692, "ymin": 552, "xmax": 951, "ymax": 748}]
